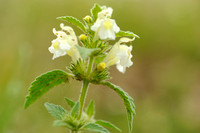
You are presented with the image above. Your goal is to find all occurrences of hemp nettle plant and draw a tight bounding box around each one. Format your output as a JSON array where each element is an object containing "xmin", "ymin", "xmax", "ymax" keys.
[{"xmin": 25, "ymin": 4, "xmax": 139, "ymax": 133}]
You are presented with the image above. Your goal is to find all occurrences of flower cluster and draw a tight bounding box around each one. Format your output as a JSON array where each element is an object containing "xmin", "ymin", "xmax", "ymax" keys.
[
  {"xmin": 25, "ymin": 4, "xmax": 138, "ymax": 133},
  {"xmin": 48, "ymin": 5, "xmax": 138, "ymax": 74}
]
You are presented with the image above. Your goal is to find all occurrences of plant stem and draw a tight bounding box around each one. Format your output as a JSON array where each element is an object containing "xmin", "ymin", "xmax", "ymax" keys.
[
  {"xmin": 87, "ymin": 56, "xmax": 94, "ymax": 76},
  {"xmin": 78, "ymin": 79, "xmax": 89, "ymax": 119},
  {"xmin": 78, "ymin": 57, "xmax": 94, "ymax": 119}
]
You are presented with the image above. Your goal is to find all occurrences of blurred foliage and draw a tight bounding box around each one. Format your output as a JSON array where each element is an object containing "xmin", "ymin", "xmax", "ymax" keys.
[{"xmin": 0, "ymin": 0, "xmax": 200, "ymax": 133}]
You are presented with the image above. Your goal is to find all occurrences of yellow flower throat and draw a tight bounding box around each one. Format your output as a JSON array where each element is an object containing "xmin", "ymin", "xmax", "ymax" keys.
[{"xmin": 104, "ymin": 21, "xmax": 112, "ymax": 30}]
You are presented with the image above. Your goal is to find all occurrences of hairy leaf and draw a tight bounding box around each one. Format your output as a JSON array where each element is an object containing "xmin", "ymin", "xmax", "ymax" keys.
[
  {"xmin": 96, "ymin": 120, "xmax": 121, "ymax": 132},
  {"xmin": 76, "ymin": 45, "xmax": 100, "ymax": 60},
  {"xmin": 86, "ymin": 100, "xmax": 95, "ymax": 118},
  {"xmin": 71, "ymin": 102, "xmax": 80, "ymax": 118},
  {"xmin": 116, "ymin": 30, "xmax": 140, "ymax": 38},
  {"xmin": 57, "ymin": 16, "xmax": 86, "ymax": 32},
  {"xmin": 64, "ymin": 97, "xmax": 75, "ymax": 108},
  {"xmin": 99, "ymin": 81, "xmax": 135, "ymax": 132},
  {"xmin": 44, "ymin": 102, "xmax": 67, "ymax": 120},
  {"xmin": 54, "ymin": 120, "xmax": 67, "ymax": 127},
  {"xmin": 91, "ymin": 3, "xmax": 102, "ymax": 21},
  {"xmin": 25, "ymin": 70, "xmax": 69, "ymax": 109},
  {"xmin": 82, "ymin": 123, "xmax": 109, "ymax": 133}
]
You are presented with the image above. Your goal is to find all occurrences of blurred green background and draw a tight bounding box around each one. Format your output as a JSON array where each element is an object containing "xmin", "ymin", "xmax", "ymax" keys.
[{"xmin": 1, "ymin": 0, "xmax": 200, "ymax": 133}]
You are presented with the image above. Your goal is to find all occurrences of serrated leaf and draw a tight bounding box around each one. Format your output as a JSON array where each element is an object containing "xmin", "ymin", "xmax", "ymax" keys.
[
  {"xmin": 57, "ymin": 16, "xmax": 86, "ymax": 32},
  {"xmin": 86, "ymin": 100, "xmax": 95, "ymax": 118},
  {"xmin": 71, "ymin": 102, "xmax": 80, "ymax": 118},
  {"xmin": 91, "ymin": 3, "xmax": 102, "ymax": 21},
  {"xmin": 82, "ymin": 123, "xmax": 109, "ymax": 133},
  {"xmin": 116, "ymin": 30, "xmax": 140, "ymax": 38},
  {"xmin": 64, "ymin": 97, "xmax": 75, "ymax": 108},
  {"xmin": 44, "ymin": 102, "xmax": 67, "ymax": 120},
  {"xmin": 99, "ymin": 81, "xmax": 135, "ymax": 133},
  {"xmin": 25, "ymin": 70, "xmax": 70, "ymax": 109},
  {"xmin": 76, "ymin": 45, "xmax": 100, "ymax": 60},
  {"xmin": 96, "ymin": 120, "xmax": 121, "ymax": 132}
]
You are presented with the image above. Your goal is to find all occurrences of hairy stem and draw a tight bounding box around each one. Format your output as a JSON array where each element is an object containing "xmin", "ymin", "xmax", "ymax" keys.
[
  {"xmin": 78, "ymin": 57, "xmax": 94, "ymax": 119},
  {"xmin": 78, "ymin": 79, "xmax": 89, "ymax": 119},
  {"xmin": 87, "ymin": 56, "xmax": 94, "ymax": 76}
]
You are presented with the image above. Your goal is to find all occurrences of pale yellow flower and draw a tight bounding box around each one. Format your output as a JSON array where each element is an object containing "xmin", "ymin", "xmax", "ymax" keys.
[
  {"xmin": 103, "ymin": 37, "xmax": 135, "ymax": 73},
  {"xmin": 49, "ymin": 23, "xmax": 80, "ymax": 61}
]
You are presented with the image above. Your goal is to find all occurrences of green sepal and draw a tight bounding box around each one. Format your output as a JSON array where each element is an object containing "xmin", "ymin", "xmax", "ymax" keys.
[
  {"xmin": 91, "ymin": 3, "xmax": 102, "ymax": 21},
  {"xmin": 86, "ymin": 100, "xmax": 95, "ymax": 118},
  {"xmin": 76, "ymin": 45, "xmax": 100, "ymax": 60},
  {"xmin": 82, "ymin": 123, "xmax": 109, "ymax": 133},
  {"xmin": 25, "ymin": 70, "xmax": 70, "ymax": 109},
  {"xmin": 116, "ymin": 30, "xmax": 140, "ymax": 38},
  {"xmin": 44, "ymin": 102, "xmax": 67, "ymax": 120},
  {"xmin": 90, "ymin": 68, "xmax": 111, "ymax": 83},
  {"xmin": 99, "ymin": 81, "xmax": 136, "ymax": 133},
  {"xmin": 68, "ymin": 59, "xmax": 87, "ymax": 81},
  {"xmin": 71, "ymin": 102, "xmax": 80, "ymax": 118},
  {"xmin": 57, "ymin": 16, "xmax": 86, "ymax": 32},
  {"xmin": 95, "ymin": 120, "xmax": 121, "ymax": 132},
  {"xmin": 65, "ymin": 97, "xmax": 75, "ymax": 108}
]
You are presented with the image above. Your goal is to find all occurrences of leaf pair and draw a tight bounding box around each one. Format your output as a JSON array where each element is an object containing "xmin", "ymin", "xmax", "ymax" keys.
[{"xmin": 45, "ymin": 99, "xmax": 121, "ymax": 133}]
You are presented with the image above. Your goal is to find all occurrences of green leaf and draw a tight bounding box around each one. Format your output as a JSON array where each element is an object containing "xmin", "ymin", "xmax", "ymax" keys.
[
  {"xmin": 99, "ymin": 81, "xmax": 135, "ymax": 133},
  {"xmin": 53, "ymin": 120, "xmax": 67, "ymax": 127},
  {"xmin": 25, "ymin": 70, "xmax": 70, "ymax": 109},
  {"xmin": 44, "ymin": 102, "xmax": 67, "ymax": 120},
  {"xmin": 82, "ymin": 123, "xmax": 109, "ymax": 133},
  {"xmin": 53, "ymin": 120, "xmax": 73, "ymax": 129},
  {"xmin": 57, "ymin": 16, "xmax": 86, "ymax": 32},
  {"xmin": 91, "ymin": 3, "xmax": 102, "ymax": 21},
  {"xmin": 64, "ymin": 97, "xmax": 75, "ymax": 108},
  {"xmin": 116, "ymin": 30, "xmax": 140, "ymax": 38},
  {"xmin": 96, "ymin": 120, "xmax": 121, "ymax": 132},
  {"xmin": 71, "ymin": 102, "xmax": 80, "ymax": 118},
  {"xmin": 76, "ymin": 45, "xmax": 100, "ymax": 60},
  {"xmin": 86, "ymin": 100, "xmax": 95, "ymax": 118}
]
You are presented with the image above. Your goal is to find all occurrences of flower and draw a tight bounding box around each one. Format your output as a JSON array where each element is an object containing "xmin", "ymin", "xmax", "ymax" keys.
[
  {"xmin": 49, "ymin": 23, "xmax": 80, "ymax": 61},
  {"xmin": 102, "ymin": 37, "xmax": 135, "ymax": 73},
  {"xmin": 49, "ymin": 38, "xmax": 71, "ymax": 60},
  {"xmin": 98, "ymin": 7, "xmax": 113, "ymax": 19},
  {"xmin": 91, "ymin": 7, "xmax": 120, "ymax": 40}
]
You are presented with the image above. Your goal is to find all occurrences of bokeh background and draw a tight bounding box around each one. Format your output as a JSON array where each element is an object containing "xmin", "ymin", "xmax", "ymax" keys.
[{"xmin": 1, "ymin": 0, "xmax": 200, "ymax": 133}]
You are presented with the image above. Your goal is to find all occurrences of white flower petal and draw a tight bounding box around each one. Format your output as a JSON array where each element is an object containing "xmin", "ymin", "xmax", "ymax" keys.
[
  {"xmin": 91, "ymin": 19, "xmax": 102, "ymax": 31},
  {"xmin": 91, "ymin": 18, "xmax": 120, "ymax": 40},
  {"xmin": 98, "ymin": 7, "xmax": 113, "ymax": 19},
  {"xmin": 59, "ymin": 43, "xmax": 71, "ymax": 51},
  {"xmin": 116, "ymin": 63, "xmax": 126, "ymax": 73},
  {"xmin": 111, "ymin": 19, "xmax": 120, "ymax": 33},
  {"xmin": 118, "ymin": 37, "xmax": 135, "ymax": 44},
  {"xmin": 103, "ymin": 40, "xmax": 133, "ymax": 73},
  {"xmin": 98, "ymin": 26, "xmax": 115, "ymax": 40}
]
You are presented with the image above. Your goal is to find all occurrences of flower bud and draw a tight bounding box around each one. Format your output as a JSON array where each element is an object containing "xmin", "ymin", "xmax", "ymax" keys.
[
  {"xmin": 79, "ymin": 34, "xmax": 87, "ymax": 42},
  {"xmin": 84, "ymin": 15, "xmax": 93, "ymax": 23},
  {"xmin": 97, "ymin": 62, "xmax": 106, "ymax": 71}
]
